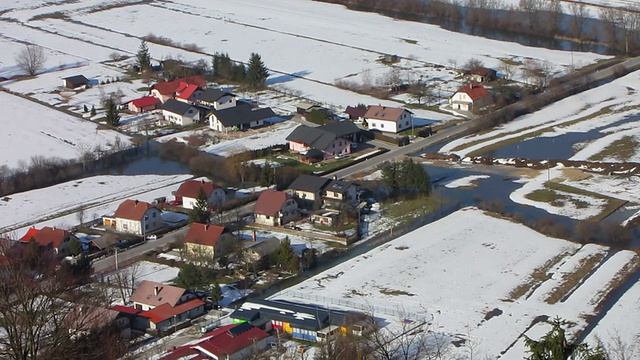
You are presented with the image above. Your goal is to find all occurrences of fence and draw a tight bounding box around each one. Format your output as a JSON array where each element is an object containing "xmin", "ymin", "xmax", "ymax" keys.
[{"xmin": 278, "ymin": 290, "xmax": 433, "ymax": 324}]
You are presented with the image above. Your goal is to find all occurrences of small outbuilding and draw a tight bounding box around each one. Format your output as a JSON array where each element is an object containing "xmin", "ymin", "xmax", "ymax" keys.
[{"xmin": 62, "ymin": 75, "xmax": 89, "ymax": 90}]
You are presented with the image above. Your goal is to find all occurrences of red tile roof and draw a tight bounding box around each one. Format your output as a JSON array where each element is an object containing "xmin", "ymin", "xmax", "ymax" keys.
[
  {"xmin": 363, "ymin": 105, "xmax": 411, "ymax": 122},
  {"xmin": 109, "ymin": 305, "xmax": 141, "ymax": 316},
  {"xmin": 113, "ymin": 200, "xmax": 156, "ymax": 221},
  {"xmin": 176, "ymin": 84, "xmax": 198, "ymax": 100},
  {"xmin": 19, "ymin": 226, "xmax": 71, "ymax": 250},
  {"xmin": 253, "ymin": 190, "xmax": 292, "ymax": 217},
  {"xmin": 160, "ymin": 324, "xmax": 269, "ymax": 360},
  {"xmin": 458, "ymin": 82, "xmax": 490, "ymax": 101},
  {"xmin": 175, "ymin": 179, "xmax": 219, "ymax": 199},
  {"xmin": 151, "ymin": 76, "xmax": 206, "ymax": 96},
  {"xmin": 139, "ymin": 298, "xmax": 204, "ymax": 324},
  {"xmin": 130, "ymin": 280, "xmax": 186, "ymax": 308},
  {"xmin": 19, "ymin": 227, "xmax": 40, "ymax": 242},
  {"xmin": 184, "ymin": 223, "xmax": 226, "ymax": 247},
  {"xmin": 345, "ymin": 105, "xmax": 368, "ymax": 118},
  {"xmin": 130, "ymin": 96, "xmax": 160, "ymax": 108}
]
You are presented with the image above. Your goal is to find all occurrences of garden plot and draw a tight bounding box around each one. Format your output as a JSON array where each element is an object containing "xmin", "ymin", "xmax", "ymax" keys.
[
  {"xmin": 441, "ymin": 71, "xmax": 640, "ymax": 161},
  {"xmin": 0, "ymin": 174, "xmax": 192, "ymax": 236},
  {"xmin": 0, "ymin": 91, "xmax": 132, "ymax": 170}
]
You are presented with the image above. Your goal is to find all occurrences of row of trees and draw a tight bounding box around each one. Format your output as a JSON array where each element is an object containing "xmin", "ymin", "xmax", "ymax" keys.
[
  {"xmin": 381, "ymin": 158, "xmax": 432, "ymax": 195},
  {"xmin": 211, "ymin": 52, "xmax": 270, "ymax": 88}
]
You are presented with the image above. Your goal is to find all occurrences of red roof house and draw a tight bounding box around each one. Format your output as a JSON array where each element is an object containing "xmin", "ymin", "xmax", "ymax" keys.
[
  {"xmin": 253, "ymin": 190, "xmax": 298, "ymax": 227},
  {"xmin": 175, "ymin": 179, "xmax": 226, "ymax": 210},
  {"xmin": 150, "ymin": 76, "xmax": 206, "ymax": 103},
  {"xmin": 183, "ymin": 223, "xmax": 233, "ymax": 260},
  {"xmin": 138, "ymin": 298, "xmax": 205, "ymax": 329},
  {"xmin": 106, "ymin": 199, "xmax": 162, "ymax": 236},
  {"xmin": 18, "ymin": 226, "xmax": 76, "ymax": 254},
  {"xmin": 128, "ymin": 96, "xmax": 160, "ymax": 113},
  {"xmin": 345, "ymin": 105, "xmax": 368, "ymax": 120},
  {"xmin": 159, "ymin": 323, "xmax": 270, "ymax": 360},
  {"xmin": 450, "ymin": 83, "xmax": 493, "ymax": 112}
]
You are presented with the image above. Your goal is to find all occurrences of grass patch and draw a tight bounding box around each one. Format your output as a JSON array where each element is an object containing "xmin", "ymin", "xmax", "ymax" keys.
[
  {"xmin": 464, "ymin": 106, "xmax": 613, "ymax": 157},
  {"xmin": 313, "ymin": 223, "xmax": 355, "ymax": 232},
  {"xmin": 507, "ymin": 251, "xmax": 572, "ymax": 300},
  {"xmin": 382, "ymin": 196, "xmax": 445, "ymax": 224},
  {"xmin": 546, "ymin": 182, "xmax": 627, "ymax": 222},
  {"xmin": 30, "ymin": 12, "xmax": 69, "ymax": 21},
  {"xmin": 499, "ymin": 57, "xmax": 523, "ymax": 66},
  {"xmin": 589, "ymin": 135, "xmax": 639, "ymax": 162},
  {"xmin": 268, "ymin": 154, "xmax": 351, "ymax": 172},
  {"xmin": 378, "ymin": 287, "xmax": 416, "ymax": 296},
  {"xmin": 401, "ymin": 38, "xmax": 418, "ymax": 45},
  {"xmin": 544, "ymin": 251, "xmax": 606, "ymax": 304},
  {"xmin": 525, "ymin": 188, "xmax": 567, "ymax": 207},
  {"xmin": 136, "ymin": 86, "xmax": 150, "ymax": 92}
]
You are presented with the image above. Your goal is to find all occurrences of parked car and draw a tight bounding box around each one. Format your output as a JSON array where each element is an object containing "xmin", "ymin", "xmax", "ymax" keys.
[
  {"xmin": 169, "ymin": 200, "xmax": 181, "ymax": 206},
  {"xmin": 350, "ymin": 142, "xmax": 358, "ymax": 149},
  {"xmin": 146, "ymin": 234, "xmax": 157, "ymax": 241},
  {"xmin": 335, "ymin": 154, "xmax": 348, "ymax": 160}
]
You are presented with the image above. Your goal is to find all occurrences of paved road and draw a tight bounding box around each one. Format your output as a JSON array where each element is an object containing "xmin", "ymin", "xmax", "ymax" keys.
[{"xmin": 92, "ymin": 202, "xmax": 256, "ymax": 273}]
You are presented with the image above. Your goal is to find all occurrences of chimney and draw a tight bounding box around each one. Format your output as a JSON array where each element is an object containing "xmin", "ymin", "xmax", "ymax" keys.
[
  {"xmin": 201, "ymin": 179, "xmax": 205, "ymax": 185},
  {"xmin": 154, "ymin": 286, "xmax": 160, "ymax": 296},
  {"xmin": 252, "ymin": 230, "xmax": 257, "ymax": 242},
  {"xmin": 135, "ymin": 200, "xmax": 139, "ymax": 206}
]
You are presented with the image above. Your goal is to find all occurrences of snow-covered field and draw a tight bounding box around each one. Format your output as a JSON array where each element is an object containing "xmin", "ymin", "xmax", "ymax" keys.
[
  {"xmin": 442, "ymin": 70, "xmax": 640, "ymax": 162},
  {"xmin": 0, "ymin": 91, "xmax": 132, "ymax": 169},
  {"xmin": 134, "ymin": 260, "xmax": 180, "ymax": 286},
  {"xmin": 0, "ymin": 174, "xmax": 192, "ymax": 237},
  {"xmin": 444, "ymin": 174, "xmax": 490, "ymax": 188},
  {"xmin": 273, "ymin": 207, "xmax": 639, "ymax": 358}
]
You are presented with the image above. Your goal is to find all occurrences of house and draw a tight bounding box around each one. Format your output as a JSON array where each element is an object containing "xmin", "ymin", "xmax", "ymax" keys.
[
  {"xmin": 286, "ymin": 121, "xmax": 361, "ymax": 159},
  {"xmin": 243, "ymin": 237, "xmax": 280, "ymax": 263},
  {"xmin": 208, "ymin": 102, "xmax": 278, "ymax": 133},
  {"xmin": 296, "ymin": 101, "xmax": 325, "ymax": 115},
  {"xmin": 174, "ymin": 84, "xmax": 202, "ymax": 104},
  {"xmin": 130, "ymin": 280, "xmax": 196, "ymax": 311},
  {"xmin": 194, "ymin": 88, "xmax": 237, "ymax": 110},
  {"xmin": 103, "ymin": 199, "xmax": 162, "ymax": 236},
  {"xmin": 67, "ymin": 306, "xmax": 131, "ymax": 339},
  {"xmin": 183, "ymin": 223, "xmax": 234, "ymax": 261},
  {"xmin": 287, "ymin": 174, "xmax": 331, "ymax": 210},
  {"xmin": 230, "ymin": 298, "xmax": 370, "ymax": 342},
  {"xmin": 345, "ymin": 105, "xmax": 368, "ymax": 123},
  {"xmin": 150, "ymin": 75, "xmax": 206, "ymax": 103},
  {"xmin": 468, "ymin": 67, "xmax": 497, "ymax": 83},
  {"xmin": 62, "ymin": 75, "xmax": 89, "ymax": 90},
  {"xmin": 18, "ymin": 226, "xmax": 77, "ymax": 255},
  {"xmin": 159, "ymin": 323, "xmax": 270, "ymax": 360},
  {"xmin": 363, "ymin": 106, "xmax": 414, "ymax": 133},
  {"xmin": 161, "ymin": 98, "xmax": 200, "ymax": 126},
  {"xmin": 127, "ymin": 96, "xmax": 160, "ymax": 113},
  {"xmin": 137, "ymin": 298, "xmax": 205, "ymax": 331},
  {"xmin": 175, "ymin": 179, "xmax": 226, "ymax": 210},
  {"xmin": 309, "ymin": 210, "xmax": 341, "ymax": 227},
  {"xmin": 449, "ymin": 83, "xmax": 493, "ymax": 112},
  {"xmin": 253, "ymin": 190, "xmax": 298, "ymax": 226},
  {"xmin": 324, "ymin": 180, "xmax": 357, "ymax": 205}
]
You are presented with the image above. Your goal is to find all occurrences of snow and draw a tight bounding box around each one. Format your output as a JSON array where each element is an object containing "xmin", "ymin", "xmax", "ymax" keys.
[
  {"xmin": 361, "ymin": 169, "xmax": 382, "ymax": 181},
  {"xmin": 134, "ymin": 261, "xmax": 180, "ymax": 285},
  {"xmin": 444, "ymin": 174, "xmax": 490, "ymax": 188},
  {"xmin": 442, "ymin": 71, "xmax": 640, "ymax": 162},
  {"xmin": 0, "ymin": 174, "xmax": 192, "ymax": 236},
  {"xmin": 0, "ymin": 91, "xmax": 132, "ymax": 170},
  {"xmin": 273, "ymin": 207, "xmax": 639, "ymax": 358}
]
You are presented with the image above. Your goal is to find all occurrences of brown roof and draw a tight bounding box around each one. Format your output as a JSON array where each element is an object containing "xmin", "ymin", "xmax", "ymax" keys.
[
  {"xmin": 114, "ymin": 200, "xmax": 156, "ymax": 221},
  {"xmin": 175, "ymin": 179, "xmax": 219, "ymax": 199},
  {"xmin": 457, "ymin": 83, "xmax": 490, "ymax": 101},
  {"xmin": 20, "ymin": 226, "xmax": 71, "ymax": 250},
  {"xmin": 345, "ymin": 105, "xmax": 368, "ymax": 118},
  {"xmin": 185, "ymin": 223, "xmax": 226, "ymax": 247},
  {"xmin": 130, "ymin": 280, "xmax": 186, "ymax": 308},
  {"xmin": 253, "ymin": 190, "xmax": 293, "ymax": 217},
  {"xmin": 151, "ymin": 76, "xmax": 206, "ymax": 96},
  {"xmin": 363, "ymin": 106, "xmax": 410, "ymax": 122}
]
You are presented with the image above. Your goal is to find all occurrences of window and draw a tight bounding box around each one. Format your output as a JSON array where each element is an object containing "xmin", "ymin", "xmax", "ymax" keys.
[
  {"xmin": 152, "ymin": 212, "xmax": 157, "ymax": 218},
  {"xmin": 332, "ymin": 143, "xmax": 335, "ymax": 148},
  {"xmin": 381, "ymin": 123, "xmax": 384, "ymax": 128},
  {"xmin": 145, "ymin": 224, "xmax": 149, "ymax": 230},
  {"xmin": 339, "ymin": 141, "xmax": 342, "ymax": 146},
  {"xmin": 266, "ymin": 215, "xmax": 270, "ymax": 219},
  {"xmin": 406, "ymin": 121, "xmax": 409, "ymax": 125}
]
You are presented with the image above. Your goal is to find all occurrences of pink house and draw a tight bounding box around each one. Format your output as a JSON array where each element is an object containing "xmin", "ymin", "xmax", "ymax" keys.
[{"xmin": 286, "ymin": 122, "xmax": 361, "ymax": 160}]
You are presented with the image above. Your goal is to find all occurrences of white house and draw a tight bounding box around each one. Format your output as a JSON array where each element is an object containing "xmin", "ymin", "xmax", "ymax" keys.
[
  {"xmin": 194, "ymin": 88, "xmax": 237, "ymax": 110},
  {"xmin": 363, "ymin": 105, "xmax": 413, "ymax": 133},
  {"xmin": 253, "ymin": 190, "xmax": 299, "ymax": 227},
  {"xmin": 449, "ymin": 83, "xmax": 493, "ymax": 112},
  {"xmin": 175, "ymin": 179, "xmax": 226, "ymax": 210},
  {"xmin": 161, "ymin": 98, "xmax": 200, "ymax": 126},
  {"xmin": 103, "ymin": 200, "xmax": 162, "ymax": 236}
]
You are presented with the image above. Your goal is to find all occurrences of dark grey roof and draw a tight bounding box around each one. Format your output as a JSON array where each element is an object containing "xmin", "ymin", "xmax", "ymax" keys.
[
  {"xmin": 63, "ymin": 75, "xmax": 89, "ymax": 87},
  {"xmin": 288, "ymin": 174, "xmax": 331, "ymax": 193},
  {"xmin": 245, "ymin": 237, "xmax": 280, "ymax": 258},
  {"xmin": 230, "ymin": 298, "xmax": 356, "ymax": 331},
  {"xmin": 195, "ymin": 88, "xmax": 235, "ymax": 103},
  {"xmin": 325, "ymin": 180, "xmax": 354, "ymax": 194},
  {"xmin": 209, "ymin": 102, "xmax": 277, "ymax": 127},
  {"xmin": 287, "ymin": 122, "xmax": 360, "ymax": 150},
  {"xmin": 303, "ymin": 148, "xmax": 324, "ymax": 159},
  {"xmin": 162, "ymin": 98, "xmax": 195, "ymax": 115}
]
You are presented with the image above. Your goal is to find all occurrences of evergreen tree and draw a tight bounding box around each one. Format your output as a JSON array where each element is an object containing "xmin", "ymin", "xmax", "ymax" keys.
[
  {"xmin": 210, "ymin": 279, "xmax": 222, "ymax": 305},
  {"xmin": 90, "ymin": 105, "xmax": 96, "ymax": 116},
  {"xmin": 103, "ymin": 95, "xmax": 120, "ymax": 126},
  {"xmin": 188, "ymin": 187, "xmax": 210, "ymax": 224},
  {"xmin": 83, "ymin": 104, "xmax": 88, "ymax": 113},
  {"xmin": 381, "ymin": 161, "xmax": 399, "ymax": 191},
  {"xmin": 381, "ymin": 159, "xmax": 430, "ymax": 195},
  {"xmin": 259, "ymin": 162, "xmax": 275, "ymax": 187},
  {"xmin": 67, "ymin": 237, "xmax": 83, "ymax": 256},
  {"xmin": 247, "ymin": 52, "xmax": 269, "ymax": 88},
  {"xmin": 524, "ymin": 317, "xmax": 606, "ymax": 360},
  {"xmin": 232, "ymin": 63, "xmax": 246, "ymax": 83},
  {"xmin": 212, "ymin": 52, "xmax": 233, "ymax": 80},
  {"xmin": 272, "ymin": 237, "xmax": 298, "ymax": 273},
  {"xmin": 136, "ymin": 40, "xmax": 151, "ymax": 70}
]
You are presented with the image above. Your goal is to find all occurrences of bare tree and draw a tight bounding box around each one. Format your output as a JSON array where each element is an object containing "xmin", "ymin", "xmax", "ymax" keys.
[
  {"xmin": 76, "ymin": 204, "xmax": 87, "ymax": 227},
  {"xmin": 543, "ymin": 0, "xmax": 563, "ymax": 37},
  {"xmin": 522, "ymin": 59, "xmax": 553, "ymax": 90},
  {"xmin": 499, "ymin": 61, "xmax": 517, "ymax": 80},
  {"xmin": 520, "ymin": 0, "xmax": 543, "ymax": 32},
  {"xmin": 112, "ymin": 262, "xmax": 140, "ymax": 304},
  {"xmin": 463, "ymin": 58, "xmax": 484, "ymax": 72},
  {"xmin": 595, "ymin": 328, "xmax": 639, "ymax": 360},
  {"xmin": 569, "ymin": 2, "xmax": 589, "ymax": 41},
  {"xmin": 15, "ymin": 44, "xmax": 47, "ymax": 76}
]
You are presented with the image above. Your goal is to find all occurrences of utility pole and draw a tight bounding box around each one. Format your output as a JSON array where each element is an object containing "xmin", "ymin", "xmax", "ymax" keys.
[{"xmin": 114, "ymin": 247, "xmax": 119, "ymax": 271}]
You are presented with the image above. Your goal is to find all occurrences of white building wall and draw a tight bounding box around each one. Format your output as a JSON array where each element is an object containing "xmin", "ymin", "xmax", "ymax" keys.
[
  {"xmin": 368, "ymin": 119, "xmax": 399, "ymax": 133},
  {"xmin": 214, "ymin": 95, "xmax": 236, "ymax": 110}
]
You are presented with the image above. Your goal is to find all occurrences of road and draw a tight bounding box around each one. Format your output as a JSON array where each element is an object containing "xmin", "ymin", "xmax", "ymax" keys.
[{"xmin": 92, "ymin": 201, "xmax": 256, "ymax": 273}]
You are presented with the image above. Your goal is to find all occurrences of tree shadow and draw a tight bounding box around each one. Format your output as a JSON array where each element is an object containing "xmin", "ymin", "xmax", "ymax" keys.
[{"xmin": 266, "ymin": 70, "xmax": 312, "ymax": 85}]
